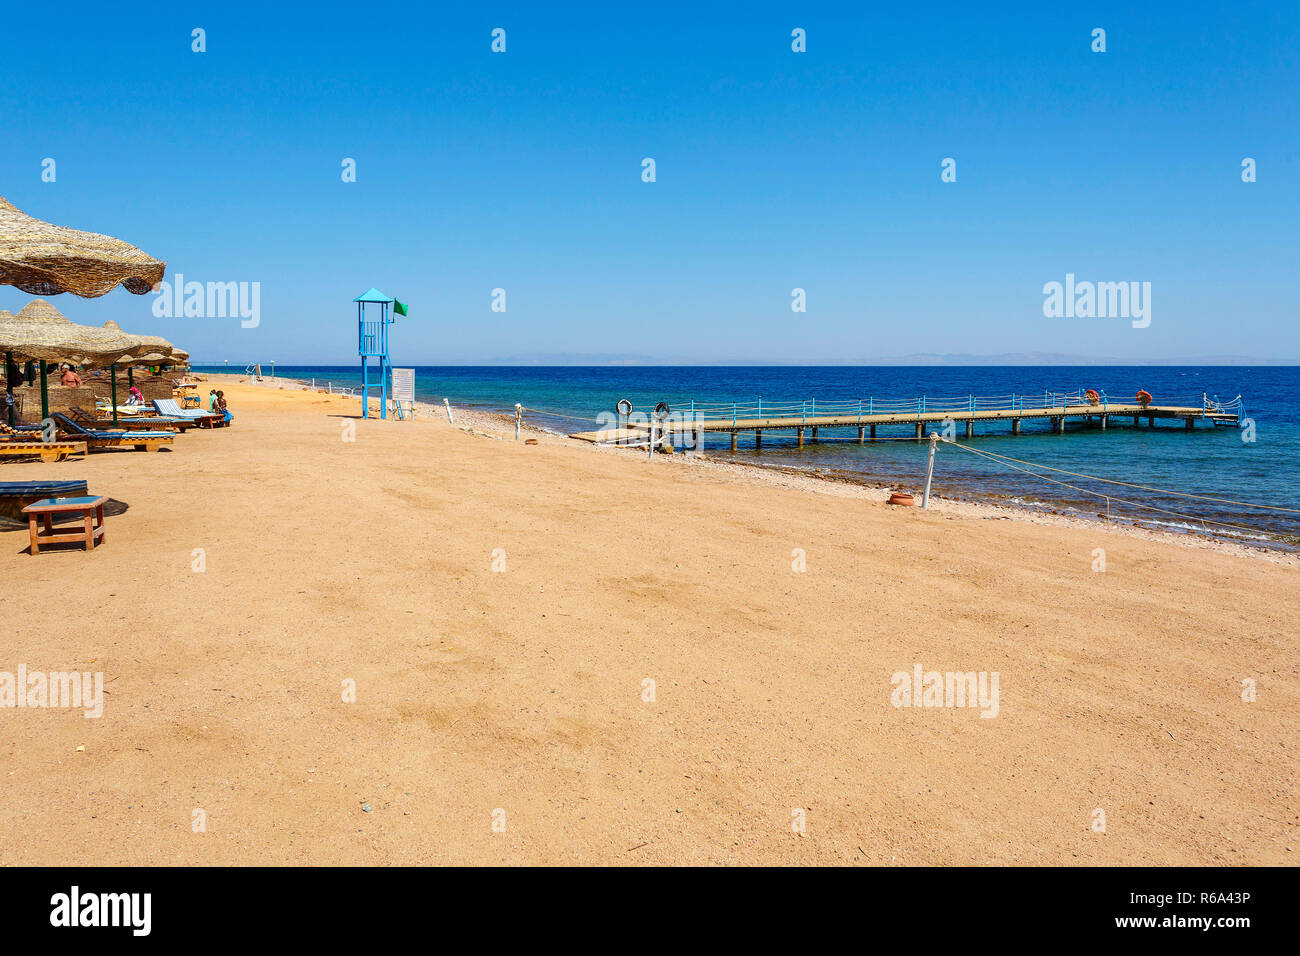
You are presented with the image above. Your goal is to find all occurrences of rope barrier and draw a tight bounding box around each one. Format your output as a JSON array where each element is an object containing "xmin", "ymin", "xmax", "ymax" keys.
[
  {"xmin": 519, "ymin": 406, "xmax": 602, "ymax": 424},
  {"xmin": 935, "ymin": 438, "xmax": 1290, "ymax": 537},
  {"xmin": 938, "ymin": 440, "xmax": 1300, "ymax": 515}
]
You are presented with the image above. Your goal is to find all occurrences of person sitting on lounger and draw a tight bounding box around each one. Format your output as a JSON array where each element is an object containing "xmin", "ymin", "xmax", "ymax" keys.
[
  {"xmin": 127, "ymin": 385, "xmax": 144, "ymax": 406},
  {"xmin": 209, "ymin": 389, "xmax": 219, "ymax": 412},
  {"xmin": 216, "ymin": 390, "xmax": 232, "ymax": 424},
  {"xmin": 60, "ymin": 365, "xmax": 83, "ymax": 388}
]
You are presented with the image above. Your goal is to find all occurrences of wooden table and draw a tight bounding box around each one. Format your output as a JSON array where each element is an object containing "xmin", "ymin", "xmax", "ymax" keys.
[{"xmin": 21, "ymin": 496, "xmax": 108, "ymax": 554}]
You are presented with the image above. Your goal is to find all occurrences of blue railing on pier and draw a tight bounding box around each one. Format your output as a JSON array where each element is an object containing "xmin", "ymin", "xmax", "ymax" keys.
[{"xmin": 680, "ymin": 391, "xmax": 1243, "ymax": 422}]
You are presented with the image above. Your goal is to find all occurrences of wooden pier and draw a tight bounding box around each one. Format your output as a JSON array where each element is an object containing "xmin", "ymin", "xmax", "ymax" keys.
[{"xmin": 569, "ymin": 391, "xmax": 1243, "ymax": 447}]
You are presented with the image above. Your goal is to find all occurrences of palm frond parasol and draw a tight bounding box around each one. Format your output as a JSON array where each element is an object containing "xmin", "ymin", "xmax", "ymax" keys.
[
  {"xmin": 0, "ymin": 195, "xmax": 166, "ymax": 297},
  {"xmin": 100, "ymin": 320, "xmax": 179, "ymax": 365},
  {"xmin": 1, "ymin": 298, "xmax": 145, "ymax": 365}
]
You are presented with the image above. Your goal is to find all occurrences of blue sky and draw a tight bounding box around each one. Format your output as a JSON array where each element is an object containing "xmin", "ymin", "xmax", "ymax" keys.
[{"xmin": 2, "ymin": 1, "xmax": 1296, "ymax": 364}]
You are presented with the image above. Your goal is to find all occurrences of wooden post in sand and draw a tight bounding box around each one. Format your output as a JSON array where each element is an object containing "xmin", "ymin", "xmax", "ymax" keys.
[
  {"xmin": 922, "ymin": 433, "xmax": 938, "ymax": 509},
  {"xmin": 648, "ymin": 420, "xmax": 657, "ymax": 460},
  {"xmin": 444, "ymin": 398, "xmax": 454, "ymax": 424}
]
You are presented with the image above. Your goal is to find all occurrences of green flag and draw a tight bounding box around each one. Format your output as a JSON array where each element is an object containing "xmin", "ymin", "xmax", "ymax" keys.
[{"xmin": 393, "ymin": 299, "xmax": 408, "ymax": 316}]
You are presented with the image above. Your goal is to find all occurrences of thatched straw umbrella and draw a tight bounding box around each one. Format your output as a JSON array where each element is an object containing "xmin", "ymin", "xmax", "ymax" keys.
[
  {"xmin": 0, "ymin": 194, "xmax": 167, "ymax": 425},
  {"xmin": 0, "ymin": 195, "xmax": 165, "ymax": 297},
  {"xmin": 0, "ymin": 298, "xmax": 147, "ymax": 421}
]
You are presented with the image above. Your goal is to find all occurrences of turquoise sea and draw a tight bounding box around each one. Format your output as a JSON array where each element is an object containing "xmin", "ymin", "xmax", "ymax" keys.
[{"xmin": 195, "ymin": 365, "xmax": 1300, "ymax": 549}]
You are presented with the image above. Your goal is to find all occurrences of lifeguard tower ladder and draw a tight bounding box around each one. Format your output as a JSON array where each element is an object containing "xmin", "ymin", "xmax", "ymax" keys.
[{"xmin": 355, "ymin": 287, "xmax": 395, "ymax": 419}]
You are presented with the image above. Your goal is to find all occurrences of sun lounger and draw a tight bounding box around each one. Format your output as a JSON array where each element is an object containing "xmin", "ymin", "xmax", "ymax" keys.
[
  {"xmin": 0, "ymin": 479, "xmax": 89, "ymax": 521},
  {"xmin": 0, "ymin": 441, "xmax": 87, "ymax": 462},
  {"xmin": 51, "ymin": 413, "xmax": 176, "ymax": 452},
  {"xmin": 70, "ymin": 406, "xmax": 192, "ymax": 432},
  {"xmin": 151, "ymin": 398, "xmax": 225, "ymax": 427},
  {"xmin": 0, "ymin": 422, "xmax": 42, "ymax": 436}
]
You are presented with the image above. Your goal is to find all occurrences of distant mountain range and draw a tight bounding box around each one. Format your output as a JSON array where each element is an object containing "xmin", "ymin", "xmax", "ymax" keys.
[{"xmin": 842, "ymin": 352, "xmax": 1300, "ymax": 367}]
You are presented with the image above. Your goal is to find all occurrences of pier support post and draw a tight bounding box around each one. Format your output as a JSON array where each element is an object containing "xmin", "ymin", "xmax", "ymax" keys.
[
  {"xmin": 1012, "ymin": 418, "xmax": 1021, "ymax": 435},
  {"xmin": 870, "ymin": 424, "xmax": 877, "ymax": 440},
  {"xmin": 1185, "ymin": 417, "xmax": 1194, "ymax": 430},
  {"xmin": 797, "ymin": 428, "xmax": 804, "ymax": 448},
  {"xmin": 1148, "ymin": 416, "xmax": 1155, "ymax": 428},
  {"xmin": 730, "ymin": 431, "xmax": 737, "ymax": 452},
  {"xmin": 858, "ymin": 426, "xmax": 865, "ymax": 444},
  {"xmin": 915, "ymin": 422, "xmax": 924, "ymax": 440},
  {"xmin": 1134, "ymin": 415, "xmax": 1140, "ymax": 426},
  {"xmin": 964, "ymin": 420, "xmax": 974, "ymax": 439},
  {"xmin": 811, "ymin": 426, "xmax": 818, "ymax": 440},
  {"xmin": 1100, "ymin": 414, "xmax": 1107, "ymax": 430},
  {"xmin": 755, "ymin": 429, "xmax": 762, "ymax": 450},
  {"xmin": 1053, "ymin": 417, "xmax": 1064, "ymax": 434}
]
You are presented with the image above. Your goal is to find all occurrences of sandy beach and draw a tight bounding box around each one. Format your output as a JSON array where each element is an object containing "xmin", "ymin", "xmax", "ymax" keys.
[{"xmin": 2, "ymin": 377, "xmax": 1296, "ymax": 865}]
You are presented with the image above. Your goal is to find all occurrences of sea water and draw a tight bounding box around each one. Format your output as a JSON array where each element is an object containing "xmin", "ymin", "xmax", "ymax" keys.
[{"xmin": 196, "ymin": 365, "xmax": 1299, "ymax": 549}]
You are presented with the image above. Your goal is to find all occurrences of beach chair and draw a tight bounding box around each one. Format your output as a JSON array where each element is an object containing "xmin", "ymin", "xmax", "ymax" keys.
[
  {"xmin": 70, "ymin": 406, "xmax": 193, "ymax": 433},
  {"xmin": 0, "ymin": 440, "xmax": 87, "ymax": 462},
  {"xmin": 151, "ymin": 398, "xmax": 225, "ymax": 427},
  {"xmin": 51, "ymin": 413, "xmax": 176, "ymax": 452},
  {"xmin": 0, "ymin": 479, "xmax": 88, "ymax": 521},
  {"xmin": 0, "ymin": 422, "xmax": 42, "ymax": 436}
]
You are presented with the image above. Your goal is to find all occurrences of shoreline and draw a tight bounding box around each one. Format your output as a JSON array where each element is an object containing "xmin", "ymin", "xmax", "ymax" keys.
[{"xmin": 198, "ymin": 371, "xmax": 1300, "ymax": 567}]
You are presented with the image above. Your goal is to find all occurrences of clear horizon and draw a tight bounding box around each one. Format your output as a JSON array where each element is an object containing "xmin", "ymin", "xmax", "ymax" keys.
[{"xmin": 3, "ymin": 3, "xmax": 1297, "ymax": 364}]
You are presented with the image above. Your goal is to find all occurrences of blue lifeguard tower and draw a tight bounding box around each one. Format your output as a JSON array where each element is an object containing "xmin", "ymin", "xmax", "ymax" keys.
[{"xmin": 355, "ymin": 287, "xmax": 395, "ymax": 419}]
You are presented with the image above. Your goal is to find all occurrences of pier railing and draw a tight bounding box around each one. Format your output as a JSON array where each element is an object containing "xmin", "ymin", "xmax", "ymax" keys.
[{"xmin": 681, "ymin": 391, "xmax": 1243, "ymax": 423}]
